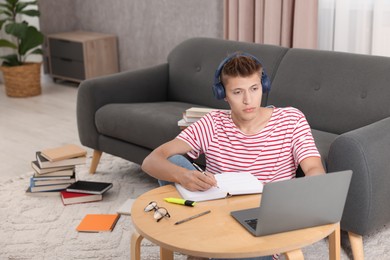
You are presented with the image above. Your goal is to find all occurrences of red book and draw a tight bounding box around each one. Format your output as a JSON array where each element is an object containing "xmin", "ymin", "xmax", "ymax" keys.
[{"xmin": 60, "ymin": 191, "xmax": 102, "ymax": 205}]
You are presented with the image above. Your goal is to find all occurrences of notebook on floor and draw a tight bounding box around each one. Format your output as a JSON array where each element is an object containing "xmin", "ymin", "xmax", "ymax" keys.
[{"xmin": 231, "ymin": 170, "xmax": 352, "ymax": 236}]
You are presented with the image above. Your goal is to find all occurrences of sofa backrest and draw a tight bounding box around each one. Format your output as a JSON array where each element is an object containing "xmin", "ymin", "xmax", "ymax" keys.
[
  {"xmin": 168, "ymin": 37, "xmax": 390, "ymax": 135},
  {"xmin": 268, "ymin": 49, "xmax": 390, "ymax": 134},
  {"xmin": 167, "ymin": 37, "xmax": 288, "ymax": 109}
]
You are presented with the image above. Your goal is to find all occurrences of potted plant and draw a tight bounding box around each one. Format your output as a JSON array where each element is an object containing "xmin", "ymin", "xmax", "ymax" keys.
[{"xmin": 0, "ymin": 0, "xmax": 44, "ymax": 97}]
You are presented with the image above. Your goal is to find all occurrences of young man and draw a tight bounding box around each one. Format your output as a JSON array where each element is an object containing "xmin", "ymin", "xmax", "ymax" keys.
[
  {"xmin": 142, "ymin": 53, "xmax": 325, "ymax": 193},
  {"xmin": 142, "ymin": 53, "xmax": 325, "ymax": 260}
]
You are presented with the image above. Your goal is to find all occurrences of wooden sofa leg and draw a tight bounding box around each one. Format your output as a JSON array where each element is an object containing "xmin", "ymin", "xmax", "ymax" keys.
[
  {"xmin": 89, "ymin": 150, "xmax": 102, "ymax": 174},
  {"xmin": 348, "ymin": 231, "xmax": 364, "ymax": 260}
]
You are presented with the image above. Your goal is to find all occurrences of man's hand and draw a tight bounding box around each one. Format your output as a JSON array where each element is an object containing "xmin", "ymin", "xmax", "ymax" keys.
[{"xmin": 179, "ymin": 170, "xmax": 218, "ymax": 191}]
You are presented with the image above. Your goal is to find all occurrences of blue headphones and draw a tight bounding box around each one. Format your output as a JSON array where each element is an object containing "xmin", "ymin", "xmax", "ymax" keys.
[{"xmin": 212, "ymin": 53, "xmax": 271, "ymax": 100}]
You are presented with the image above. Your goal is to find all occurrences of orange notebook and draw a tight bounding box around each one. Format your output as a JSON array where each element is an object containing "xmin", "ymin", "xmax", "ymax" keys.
[
  {"xmin": 76, "ymin": 214, "xmax": 120, "ymax": 232},
  {"xmin": 41, "ymin": 144, "xmax": 87, "ymax": 162}
]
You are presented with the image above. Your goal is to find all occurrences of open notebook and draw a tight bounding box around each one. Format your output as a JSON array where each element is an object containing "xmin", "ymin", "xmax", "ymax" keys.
[{"xmin": 175, "ymin": 172, "xmax": 263, "ymax": 202}]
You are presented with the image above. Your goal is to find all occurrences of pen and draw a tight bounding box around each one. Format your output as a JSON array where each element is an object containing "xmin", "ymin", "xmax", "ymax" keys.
[
  {"xmin": 192, "ymin": 162, "xmax": 208, "ymax": 176},
  {"xmin": 174, "ymin": 210, "xmax": 211, "ymax": 225},
  {"xmin": 192, "ymin": 163, "xmax": 219, "ymax": 188},
  {"xmin": 164, "ymin": 197, "xmax": 196, "ymax": 207}
]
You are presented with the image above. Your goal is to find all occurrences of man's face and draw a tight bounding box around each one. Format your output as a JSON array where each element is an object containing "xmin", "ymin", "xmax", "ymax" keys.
[{"xmin": 223, "ymin": 73, "xmax": 263, "ymax": 121}]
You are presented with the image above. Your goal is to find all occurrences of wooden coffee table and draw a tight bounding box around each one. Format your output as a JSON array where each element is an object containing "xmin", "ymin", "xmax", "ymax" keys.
[{"xmin": 130, "ymin": 185, "xmax": 340, "ymax": 260}]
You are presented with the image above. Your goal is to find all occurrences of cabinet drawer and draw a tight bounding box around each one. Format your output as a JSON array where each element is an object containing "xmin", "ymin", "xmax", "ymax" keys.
[
  {"xmin": 51, "ymin": 57, "xmax": 85, "ymax": 80},
  {"xmin": 49, "ymin": 38, "xmax": 84, "ymax": 61}
]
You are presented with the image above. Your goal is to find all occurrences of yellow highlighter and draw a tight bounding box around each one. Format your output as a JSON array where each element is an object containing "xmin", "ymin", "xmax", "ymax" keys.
[{"xmin": 164, "ymin": 197, "xmax": 196, "ymax": 207}]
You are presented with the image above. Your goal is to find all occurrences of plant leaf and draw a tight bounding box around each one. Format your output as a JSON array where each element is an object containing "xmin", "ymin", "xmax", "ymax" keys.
[
  {"xmin": 20, "ymin": 9, "xmax": 40, "ymax": 17},
  {"xmin": 5, "ymin": 22, "xmax": 28, "ymax": 39},
  {"xmin": 0, "ymin": 3, "xmax": 11, "ymax": 10},
  {"xmin": 6, "ymin": 0, "xmax": 18, "ymax": 6},
  {"xmin": 0, "ymin": 39, "xmax": 17, "ymax": 49},
  {"xmin": 15, "ymin": 2, "xmax": 29, "ymax": 12},
  {"xmin": 0, "ymin": 19, "xmax": 8, "ymax": 30},
  {"xmin": 0, "ymin": 54, "xmax": 21, "ymax": 66},
  {"xmin": 30, "ymin": 48, "xmax": 43, "ymax": 55},
  {"xmin": 19, "ymin": 26, "xmax": 44, "ymax": 55}
]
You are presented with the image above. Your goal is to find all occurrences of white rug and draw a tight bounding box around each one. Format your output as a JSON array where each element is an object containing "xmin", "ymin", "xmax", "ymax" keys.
[{"xmin": 1, "ymin": 154, "xmax": 389, "ymax": 259}]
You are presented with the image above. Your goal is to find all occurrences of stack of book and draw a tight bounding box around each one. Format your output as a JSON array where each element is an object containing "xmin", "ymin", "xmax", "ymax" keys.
[
  {"xmin": 178, "ymin": 107, "xmax": 217, "ymax": 128},
  {"xmin": 61, "ymin": 180, "xmax": 113, "ymax": 205},
  {"xmin": 26, "ymin": 144, "xmax": 87, "ymax": 196}
]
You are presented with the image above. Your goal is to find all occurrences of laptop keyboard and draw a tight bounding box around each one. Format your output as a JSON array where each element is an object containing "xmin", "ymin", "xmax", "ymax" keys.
[{"xmin": 245, "ymin": 218, "xmax": 258, "ymax": 230}]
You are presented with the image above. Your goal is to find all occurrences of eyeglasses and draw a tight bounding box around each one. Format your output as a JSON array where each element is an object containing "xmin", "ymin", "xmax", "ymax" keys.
[{"xmin": 144, "ymin": 201, "xmax": 171, "ymax": 222}]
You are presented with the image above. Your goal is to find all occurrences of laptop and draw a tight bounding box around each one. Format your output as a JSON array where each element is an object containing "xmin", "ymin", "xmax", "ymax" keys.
[{"xmin": 231, "ymin": 170, "xmax": 352, "ymax": 236}]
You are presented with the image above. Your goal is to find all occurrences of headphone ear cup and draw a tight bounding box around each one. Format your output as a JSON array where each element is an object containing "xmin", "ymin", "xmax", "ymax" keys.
[
  {"xmin": 212, "ymin": 82, "xmax": 226, "ymax": 100},
  {"xmin": 261, "ymin": 72, "xmax": 271, "ymax": 93}
]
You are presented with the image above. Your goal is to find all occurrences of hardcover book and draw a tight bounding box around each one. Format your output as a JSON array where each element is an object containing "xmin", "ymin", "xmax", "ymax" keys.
[
  {"xmin": 185, "ymin": 107, "xmax": 216, "ymax": 118},
  {"xmin": 36, "ymin": 151, "xmax": 86, "ymax": 169},
  {"xmin": 175, "ymin": 172, "xmax": 263, "ymax": 202},
  {"xmin": 178, "ymin": 118, "xmax": 192, "ymax": 128},
  {"xmin": 182, "ymin": 113, "xmax": 201, "ymax": 123},
  {"xmin": 32, "ymin": 178, "xmax": 76, "ymax": 187},
  {"xmin": 31, "ymin": 160, "xmax": 74, "ymax": 175},
  {"xmin": 25, "ymin": 187, "xmax": 61, "ymax": 197},
  {"xmin": 66, "ymin": 180, "xmax": 113, "ymax": 195},
  {"xmin": 29, "ymin": 178, "xmax": 72, "ymax": 192},
  {"xmin": 76, "ymin": 214, "xmax": 120, "ymax": 232},
  {"xmin": 32, "ymin": 171, "xmax": 76, "ymax": 180},
  {"xmin": 60, "ymin": 191, "xmax": 103, "ymax": 205},
  {"xmin": 41, "ymin": 144, "xmax": 87, "ymax": 162}
]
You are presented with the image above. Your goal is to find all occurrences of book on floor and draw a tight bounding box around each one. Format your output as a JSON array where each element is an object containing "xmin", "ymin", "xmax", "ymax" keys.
[
  {"xmin": 32, "ymin": 171, "xmax": 76, "ymax": 181},
  {"xmin": 116, "ymin": 198, "xmax": 135, "ymax": 216},
  {"xmin": 32, "ymin": 170, "xmax": 75, "ymax": 180},
  {"xmin": 31, "ymin": 160, "xmax": 74, "ymax": 175},
  {"xmin": 76, "ymin": 214, "xmax": 120, "ymax": 232},
  {"xmin": 60, "ymin": 191, "xmax": 103, "ymax": 205},
  {"xmin": 25, "ymin": 187, "xmax": 61, "ymax": 197},
  {"xmin": 66, "ymin": 180, "xmax": 113, "ymax": 195},
  {"xmin": 41, "ymin": 144, "xmax": 87, "ymax": 162},
  {"xmin": 175, "ymin": 172, "xmax": 264, "ymax": 202},
  {"xmin": 31, "ymin": 178, "xmax": 76, "ymax": 186},
  {"xmin": 29, "ymin": 178, "xmax": 72, "ymax": 192},
  {"xmin": 36, "ymin": 151, "xmax": 86, "ymax": 169}
]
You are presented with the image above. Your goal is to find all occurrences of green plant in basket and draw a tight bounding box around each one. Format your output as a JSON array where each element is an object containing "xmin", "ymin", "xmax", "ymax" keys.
[{"xmin": 0, "ymin": 0, "xmax": 44, "ymax": 66}]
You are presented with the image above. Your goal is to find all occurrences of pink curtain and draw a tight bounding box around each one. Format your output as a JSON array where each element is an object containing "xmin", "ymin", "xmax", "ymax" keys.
[{"xmin": 224, "ymin": 0, "xmax": 318, "ymax": 49}]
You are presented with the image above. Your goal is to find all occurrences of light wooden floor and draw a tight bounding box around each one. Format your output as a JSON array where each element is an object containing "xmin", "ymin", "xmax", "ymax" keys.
[{"xmin": 0, "ymin": 75, "xmax": 91, "ymax": 181}]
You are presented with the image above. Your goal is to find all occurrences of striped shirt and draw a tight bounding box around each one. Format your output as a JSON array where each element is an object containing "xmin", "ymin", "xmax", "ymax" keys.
[{"xmin": 177, "ymin": 107, "xmax": 320, "ymax": 183}]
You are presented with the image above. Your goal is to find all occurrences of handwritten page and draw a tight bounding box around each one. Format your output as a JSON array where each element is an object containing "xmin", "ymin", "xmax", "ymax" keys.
[{"xmin": 175, "ymin": 172, "xmax": 263, "ymax": 202}]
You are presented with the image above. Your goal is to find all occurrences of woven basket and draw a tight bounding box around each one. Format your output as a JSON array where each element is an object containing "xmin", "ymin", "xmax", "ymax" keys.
[{"xmin": 1, "ymin": 62, "xmax": 42, "ymax": 97}]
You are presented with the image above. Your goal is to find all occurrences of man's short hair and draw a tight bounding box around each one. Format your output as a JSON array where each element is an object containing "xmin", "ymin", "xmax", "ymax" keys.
[{"xmin": 221, "ymin": 53, "xmax": 263, "ymax": 85}]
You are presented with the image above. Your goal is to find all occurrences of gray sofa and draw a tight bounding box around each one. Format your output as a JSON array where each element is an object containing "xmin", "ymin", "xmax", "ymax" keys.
[{"xmin": 77, "ymin": 37, "xmax": 390, "ymax": 259}]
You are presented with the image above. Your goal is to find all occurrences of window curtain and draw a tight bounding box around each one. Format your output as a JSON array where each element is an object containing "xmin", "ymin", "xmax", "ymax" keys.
[
  {"xmin": 318, "ymin": 0, "xmax": 390, "ymax": 57},
  {"xmin": 224, "ymin": 0, "xmax": 318, "ymax": 49}
]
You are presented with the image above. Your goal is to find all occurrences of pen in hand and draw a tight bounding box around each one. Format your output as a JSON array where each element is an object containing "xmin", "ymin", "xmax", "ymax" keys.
[
  {"xmin": 192, "ymin": 163, "xmax": 208, "ymax": 176},
  {"xmin": 192, "ymin": 163, "xmax": 219, "ymax": 188}
]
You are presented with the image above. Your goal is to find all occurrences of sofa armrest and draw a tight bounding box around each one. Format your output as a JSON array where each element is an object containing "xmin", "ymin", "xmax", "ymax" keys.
[
  {"xmin": 77, "ymin": 63, "xmax": 169, "ymax": 149},
  {"xmin": 327, "ymin": 117, "xmax": 390, "ymax": 235}
]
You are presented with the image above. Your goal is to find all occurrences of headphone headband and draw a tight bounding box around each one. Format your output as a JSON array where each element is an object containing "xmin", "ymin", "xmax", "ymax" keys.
[{"xmin": 212, "ymin": 52, "xmax": 271, "ymax": 100}]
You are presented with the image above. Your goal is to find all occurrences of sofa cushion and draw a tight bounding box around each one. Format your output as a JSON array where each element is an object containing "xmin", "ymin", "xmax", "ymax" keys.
[{"xmin": 95, "ymin": 102, "xmax": 195, "ymax": 150}]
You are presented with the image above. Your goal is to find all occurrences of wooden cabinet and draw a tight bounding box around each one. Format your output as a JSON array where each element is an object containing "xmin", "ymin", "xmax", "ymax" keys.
[{"xmin": 46, "ymin": 31, "xmax": 119, "ymax": 83}]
